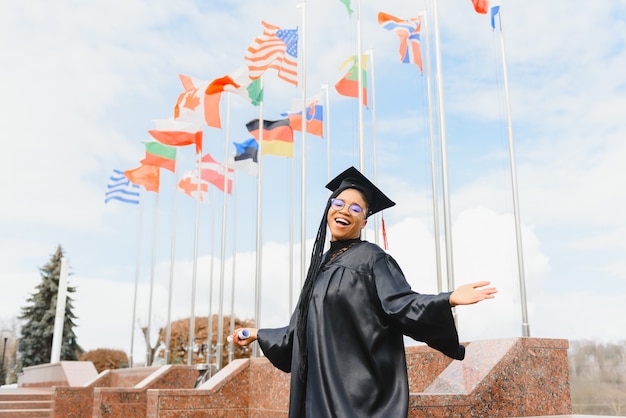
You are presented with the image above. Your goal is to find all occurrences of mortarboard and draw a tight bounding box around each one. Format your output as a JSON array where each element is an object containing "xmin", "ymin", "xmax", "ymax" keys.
[{"xmin": 326, "ymin": 166, "xmax": 396, "ymax": 217}]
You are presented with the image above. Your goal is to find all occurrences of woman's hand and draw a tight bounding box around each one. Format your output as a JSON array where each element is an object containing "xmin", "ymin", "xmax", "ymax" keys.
[
  {"xmin": 449, "ymin": 281, "xmax": 498, "ymax": 307},
  {"xmin": 229, "ymin": 328, "xmax": 258, "ymax": 346}
]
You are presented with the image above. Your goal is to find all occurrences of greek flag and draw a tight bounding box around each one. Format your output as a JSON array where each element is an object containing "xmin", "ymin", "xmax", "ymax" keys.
[{"xmin": 105, "ymin": 169, "xmax": 140, "ymax": 205}]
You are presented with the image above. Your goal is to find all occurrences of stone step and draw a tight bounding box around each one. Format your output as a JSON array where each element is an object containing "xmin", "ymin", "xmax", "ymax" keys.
[
  {"xmin": 0, "ymin": 394, "xmax": 52, "ymax": 401},
  {"xmin": 0, "ymin": 409, "xmax": 51, "ymax": 418},
  {"xmin": 0, "ymin": 400, "xmax": 53, "ymax": 409}
]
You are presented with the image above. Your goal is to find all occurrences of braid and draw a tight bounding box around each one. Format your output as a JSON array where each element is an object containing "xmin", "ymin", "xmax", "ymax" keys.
[{"xmin": 295, "ymin": 193, "xmax": 337, "ymax": 381}]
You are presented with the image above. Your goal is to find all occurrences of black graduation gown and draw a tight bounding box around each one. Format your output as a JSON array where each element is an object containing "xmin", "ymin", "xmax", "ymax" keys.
[{"xmin": 258, "ymin": 240, "xmax": 464, "ymax": 418}]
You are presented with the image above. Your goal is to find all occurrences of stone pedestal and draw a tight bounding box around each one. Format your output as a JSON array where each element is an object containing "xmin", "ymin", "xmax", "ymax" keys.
[
  {"xmin": 9, "ymin": 338, "xmax": 571, "ymax": 417},
  {"xmin": 18, "ymin": 361, "xmax": 97, "ymax": 388},
  {"xmin": 409, "ymin": 338, "xmax": 571, "ymax": 417}
]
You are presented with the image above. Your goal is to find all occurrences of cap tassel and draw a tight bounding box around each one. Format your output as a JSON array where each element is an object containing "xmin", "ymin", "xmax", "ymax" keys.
[{"xmin": 382, "ymin": 215, "xmax": 389, "ymax": 250}]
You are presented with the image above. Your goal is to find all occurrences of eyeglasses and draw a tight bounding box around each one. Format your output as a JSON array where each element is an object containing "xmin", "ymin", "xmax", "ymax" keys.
[{"xmin": 330, "ymin": 198, "xmax": 365, "ymax": 216}]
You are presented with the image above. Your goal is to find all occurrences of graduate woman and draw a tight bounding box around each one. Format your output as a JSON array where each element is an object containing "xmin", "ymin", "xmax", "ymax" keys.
[{"xmin": 231, "ymin": 166, "xmax": 497, "ymax": 417}]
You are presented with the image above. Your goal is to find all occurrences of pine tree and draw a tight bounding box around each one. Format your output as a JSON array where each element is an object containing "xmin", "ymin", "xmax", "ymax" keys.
[{"xmin": 18, "ymin": 245, "xmax": 83, "ymax": 368}]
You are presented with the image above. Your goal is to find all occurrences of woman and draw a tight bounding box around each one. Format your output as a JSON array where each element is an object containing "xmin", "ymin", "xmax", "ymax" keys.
[{"xmin": 231, "ymin": 166, "xmax": 497, "ymax": 417}]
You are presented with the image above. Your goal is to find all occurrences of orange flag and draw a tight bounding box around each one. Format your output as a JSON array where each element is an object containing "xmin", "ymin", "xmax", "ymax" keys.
[
  {"xmin": 125, "ymin": 165, "xmax": 160, "ymax": 193},
  {"xmin": 472, "ymin": 0, "xmax": 488, "ymax": 14}
]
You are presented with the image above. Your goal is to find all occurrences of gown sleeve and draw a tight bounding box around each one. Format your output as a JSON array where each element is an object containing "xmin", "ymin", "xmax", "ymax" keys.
[
  {"xmin": 371, "ymin": 252, "xmax": 465, "ymax": 360},
  {"xmin": 257, "ymin": 324, "xmax": 295, "ymax": 373}
]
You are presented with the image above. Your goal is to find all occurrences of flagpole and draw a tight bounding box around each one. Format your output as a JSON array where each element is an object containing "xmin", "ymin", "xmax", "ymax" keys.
[
  {"xmin": 322, "ymin": 83, "xmax": 331, "ymax": 182},
  {"xmin": 289, "ymin": 157, "xmax": 295, "ymax": 313},
  {"xmin": 298, "ymin": 1, "xmax": 308, "ymax": 291},
  {"xmin": 356, "ymin": 0, "xmax": 365, "ymax": 172},
  {"xmin": 421, "ymin": 11, "xmax": 444, "ymax": 293},
  {"xmin": 253, "ymin": 77, "xmax": 265, "ymax": 358},
  {"xmin": 495, "ymin": 10, "xmax": 530, "ymax": 337},
  {"xmin": 164, "ymin": 155, "xmax": 180, "ymax": 364},
  {"xmin": 206, "ymin": 187, "xmax": 216, "ymax": 367},
  {"xmin": 431, "ymin": 0, "xmax": 457, "ymax": 324},
  {"xmin": 129, "ymin": 190, "xmax": 144, "ymax": 368},
  {"xmin": 146, "ymin": 192, "xmax": 159, "ymax": 365},
  {"xmin": 228, "ymin": 171, "xmax": 239, "ymax": 363},
  {"xmin": 431, "ymin": 0, "xmax": 454, "ymax": 288},
  {"xmin": 366, "ymin": 49, "xmax": 380, "ymax": 246},
  {"xmin": 216, "ymin": 95, "xmax": 233, "ymax": 369},
  {"xmin": 188, "ymin": 148, "xmax": 203, "ymax": 365}
]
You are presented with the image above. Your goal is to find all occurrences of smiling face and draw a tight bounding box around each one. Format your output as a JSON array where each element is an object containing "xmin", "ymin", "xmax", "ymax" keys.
[{"xmin": 327, "ymin": 188, "xmax": 368, "ymax": 241}]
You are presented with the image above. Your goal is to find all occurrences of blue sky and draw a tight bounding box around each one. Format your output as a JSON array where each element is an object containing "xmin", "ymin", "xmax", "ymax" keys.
[{"xmin": 1, "ymin": 0, "xmax": 625, "ymax": 364}]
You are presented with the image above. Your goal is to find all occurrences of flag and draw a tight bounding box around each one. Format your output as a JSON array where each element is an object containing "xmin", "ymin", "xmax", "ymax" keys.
[
  {"xmin": 178, "ymin": 170, "xmax": 209, "ymax": 202},
  {"xmin": 140, "ymin": 141, "xmax": 177, "ymax": 172},
  {"xmin": 203, "ymin": 75, "xmax": 239, "ymax": 129},
  {"xmin": 246, "ymin": 119, "xmax": 293, "ymax": 142},
  {"xmin": 125, "ymin": 164, "xmax": 160, "ymax": 192},
  {"xmin": 149, "ymin": 118, "xmax": 203, "ymax": 154},
  {"xmin": 490, "ymin": 0, "xmax": 501, "ymax": 30},
  {"xmin": 245, "ymin": 21, "xmax": 299, "ymax": 86},
  {"xmin": 174, "ymin": 75, "xmax": 210, "ymax": 126},
  {"xmin": 284, "ymin": 94, "xmax": 324, "ymax": 137},
  {"xmin": 335, "ymin": 55, "xmax": 368, "ymax": 107},
  {"xmin": 472, "ymin": 0, "xmax": 489, "ymax": 14},
  {"xmin": 200, "ymin": 153, "xmax": 234, "ymax": 194},
  {"xmin": 246, "ymin": 118, "xmax": 294, "ymax": 157},
  {"xmin": 105, "ymin": 169, "xmax": 140, "ymax": 205},
  {"xmin": 378, "ymin": 12, "xmax": 423, "ymax": 72},
  {"xmin": 382, "ymin": 216, "xmax": 389, "ymax": 250},
  {"xmin": 231, "ymin": 138, "xmax": 259, "ymax": 176},
  {"xmin": 339, "ymin": 0, "xmax": 353, "ymax": 16},
  {"xmin": 174, "ymin": 74, "xmax": 227, "ymax": 129},
  {"xmin": 201, "ymin": 67, "xmax": 264, "ymax": 128},
  {"xmin": 246, "ymin": 78, "xmax": 264, "ymax": 106},
  {"xmin": 233, "ymin": 138, "xmax": 259, "ymax": 162},
  {"xmin": 222, "ymin": 66, "xmax": 264, "ymax": 106}
]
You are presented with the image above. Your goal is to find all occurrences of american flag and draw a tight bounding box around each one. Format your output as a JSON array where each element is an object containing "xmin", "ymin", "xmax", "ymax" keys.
[{"xmin": 245, "ymin": 21, "xmax": 298, "ymax": 86}]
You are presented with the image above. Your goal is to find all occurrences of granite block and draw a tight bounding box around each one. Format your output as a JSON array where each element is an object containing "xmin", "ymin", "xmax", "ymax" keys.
[
  {"xmin": 19, "ymin": 337, "xmax": 572, "ymax": 417},
  {"xmin": 18, "ymin": 361, "xmax": 98, "ymax": 388},
  {"xmin": 406, "ymin": 344, "xmax": 455, "ymax": 392},
  {"xmin": 52, "ymin": 387, "xmax": 94, "ymax": 418},
  {"xmin": 409, "ymin": 338, "xmax": 571, "ymax": 417},
  {"xmin": 91, "ymin": 365, "xmax": 199, "ymax": 417}
]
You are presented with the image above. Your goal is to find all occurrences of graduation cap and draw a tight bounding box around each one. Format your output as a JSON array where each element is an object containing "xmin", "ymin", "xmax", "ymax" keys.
[{"xmin": 326, "ymin": 166, "xmax": 396, "ymax": 217}]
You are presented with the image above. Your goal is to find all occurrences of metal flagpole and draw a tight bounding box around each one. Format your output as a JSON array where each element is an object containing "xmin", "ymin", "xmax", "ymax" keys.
[
  {"xmin": 431, "ymin": 0, "xmax": 457, "ymax": 327},
  {"xmin": 356, "ymin": 0, "xmax": 365, "ymax": 172},
  {"xmin": 188, "ymin": 148, "xmax": 203, "ymax": 365},
  {"xmin": 494, "ymin": 9, "xmax": 530, "ymax": 337},
  {"xmin": 146, "ymin": 192, "xmax": 159, "ymax": 365},
  {"xmin": 298, "ymin": 1, "xmax": 308, "ymax": 290},
  {"xmin": 216, "ymin": 95, "xmax": 233, "ymax": 369},
  {"xmin": 289, "ymin": 157, "xmax": 295, "ymax": 312},
  {"xmin": 253, "ymin": 77, "xmax": 265, "ymax": 358},
  {"xmin": 365, "ymin": 49, "xmax": 380, "ymax": 246},
  {"xmin": 431, "ymin": 0, "xmax": 455, "ymax": 292},
  {"xmin": 129, "ymin": 191, "xmax": 144, "ymax": 367},
  {"xmin": 322, "ymin": 83, "xmax": 331, "ymax": 182},
  {"xmin": 206, "ymin": 187, "xmax": 216, "ymax": 367},
  {"xmin": 164, "ymin": 154, "xmax": 180, "ymax": 364},
  {"xmin": 421, "ymin": 11, "xmax": 444, "ymax": 293},
  {"xmin": 228, "ymin": 171, "xmax": 239, "ymax": 363}
]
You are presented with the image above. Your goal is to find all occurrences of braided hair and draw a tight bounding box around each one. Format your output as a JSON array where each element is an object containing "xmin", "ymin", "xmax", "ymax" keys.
[{"xmin": 294, "ymin": 191, "xmax": 339, "ymax": 381}]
